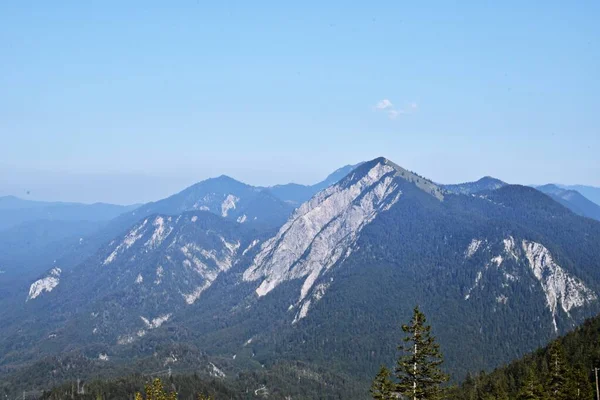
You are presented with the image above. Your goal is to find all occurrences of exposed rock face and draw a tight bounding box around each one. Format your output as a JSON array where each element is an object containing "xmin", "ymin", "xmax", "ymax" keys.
[
  {"xmin": 34, "ymin": 211, "xmax": 257, "ymax": 347},
  {"xmin": 116, "ymin": 175, "xmax": 294, "ymax": 230},
  {"xmin": 99, "ymin": 214, "xmax": 245, "ymax": 307},
  {"xmin": 522, "ymin": 240, "xmax": 597, "ymax": 330},
  {"xmin": 243, "ymin": 158, "xmax": 443, "ymax": 321},
  {"xmin": 27, "ymin": 267, "xmax": 62, "ymax": 301},
  {"xmin": 463, "ymin": 235, "xmax": 597, "ymax": 331}
]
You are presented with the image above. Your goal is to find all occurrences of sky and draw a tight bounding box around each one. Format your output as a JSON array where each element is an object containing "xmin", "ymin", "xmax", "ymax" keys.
[{"xmin": 1, "ymin": 1, "xmax": 599, "ymax": 204}]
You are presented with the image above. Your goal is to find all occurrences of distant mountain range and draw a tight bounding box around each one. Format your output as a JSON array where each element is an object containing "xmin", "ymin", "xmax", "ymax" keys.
[
  {"xmin": 267, "ymin": 163, "xmax": 363, "ymax": 206},
  {"xmin": 0, "ymin": 166, "xmax": 358, "ymax": 290},
  {"xmin": 557, "ymin": 184, "xmax": 600, "ymax": 206},
  {"xmin": 536, "ymin": 184, "xmax": 600, "ymax": 221},
  {"xmin": 2, "ymin": 157, "xmax": 600, "ymax": 398},
  {"xmin": 0, "ymin": 198, "xmax": 139, "ymax": 297},
  {"xmin": 442, "ymin": 176, "xmax": 507, "ymax": 195},
  {"xmin": 0, "ymin": 196, "xmax": 139, "ymax": 231},
  {"xmin": 442, "ymin": 177, "xmax": 600, "ymax": 222},
  {"xmin": 116, "ymin": 175, "xmax": 293, "ymax": 230}
]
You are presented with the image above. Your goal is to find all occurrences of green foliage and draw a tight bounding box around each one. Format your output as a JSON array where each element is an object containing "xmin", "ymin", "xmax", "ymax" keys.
[
  {"xmin": 516, "ymin": 370, "xmax": 546, "ymax": 400},
  {"xmin": 4, "ymin": 182, "xmax": 600, "ymax": 400},
  {"xmin": 136, "ymin": 378, "xmax": 177, "ymax": 400},
  {"xmin": 395, "ymin": 306, "xmax": 449, "ymax": 399},
  {"xmin": 37, "ymin": 360, "xmax": 365, "ymax": 400},
  {"xmin": 449, "ymin": 312, "xmax": 600, "ymax": 400},
  {"xmin": 370, "ymin": 365, "xmax": 393, "ymax": 400},
  {"xmin": 547, "ymin": 342, "xmax": 569, "ymax": 400},
  {"xmin": 371, "ymin": 306, "xmax": 449, "ymax": 400}
]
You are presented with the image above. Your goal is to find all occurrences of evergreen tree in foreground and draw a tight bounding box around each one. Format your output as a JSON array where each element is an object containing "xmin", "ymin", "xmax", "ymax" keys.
[
  {"xmin": 135, "ymin": 378, "xmax": 178, "ymax": 400},
  {"xmin": 395, "ymin": 306, "xmax": 449, "ymax": 400},
  {"xmin": 547, "ymin": 342, "xmax": 569, "ymax": 400},
  {"xmin": 370, "ymin": 365, "xmax": 394, "ymax": 400},
  {"xmin": 517, "ymin": 369, "xmax": 547, "ymax": 400},
  {"xmin": 569, "ymin": 367, "xmax": 594, "ymax": 400}
]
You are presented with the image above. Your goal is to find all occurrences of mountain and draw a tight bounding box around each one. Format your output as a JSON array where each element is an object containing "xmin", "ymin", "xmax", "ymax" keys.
[
  {"xmin": 268, "ymin": 163, "xmax": 363, "ymax": 205},
  {"xmin": 228, "ymin": 161, "xmax": 600, "ymax": 380},
  {"xmin": 2, "ymin": 157, "xmax": 600, "ymax": 397},
  {"xmin": 558, "ymin": 184, "xmax": 600, "ymax": 207},
  {"xmin": 8, "ymin": 175, "xmax": 296, "ymax": 286},
  {"xmin": 449, "ymin": 312, "xmax": 600, "ymax": 399},
  {"xmin": 537, "ymin": 184, "xmax": 600, "ymax": 221},
  {"xmin": 0, "ymin": 211, "xmax": 262, "ymax": 369},
  {"xmin": 442, "ymin": 176, "xmax": 507, "ymax": 194},
  {"xmin": 0, "ymin": 167, "xmax": 345, "ymax": 289},
  {"xmin": 0, "ymin": 219, "xmax": 105, "ymax": 302},
  {"xmin": 0, "ymin": 196, "xmax": 138, "ymax": 231},
  {"xmin": 115, "ymin": 175, "xmax": 293, "ymax": 230}
]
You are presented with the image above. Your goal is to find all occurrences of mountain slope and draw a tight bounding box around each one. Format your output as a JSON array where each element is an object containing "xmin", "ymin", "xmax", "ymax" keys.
[
  {"xmin": 19, "ymin": 175, "xmax": 295, "ymax": 288},
  {"xmin": 558, "ymin": 184, "xmax": 600, "ymax": 206},
  {"xmin": 0, "ymin": 211, "xmax": 263, "ymax": 368},
  {"xmin": 0, "ymin": 196, "xmax": 138, "ymax": 231},
  {"xmin": 449, "ymin": 312, "xmax": 600, "ymax": 399},
  {"xmin": 2, "ymin": 158, "xmax": 600, "ymax": 396},
  {"xmin": 227, "ymin": 162, "xmax": 600, "ymax": 379},
  {"xmin": 244, "ymin": 158, "xmax": 442, "ymax": 322},
  {"xmin": 442, "ymin": 176, "xmax": 507, "ymax": 195},
  {"xmin": 234, "ymin": 181, "xmax": 600, "ymax": 380},
  {"xmin": 115, "ymin": 175, "xmax": 293, "ymax": 230},
  {"xmin": 268, "ymin": 163, "xmax": 363, "ymax": 205},
  {"xmin": 169, "ymin": 159, "xmax": 600, "ymax": 381},
  {"xmin": 0, "ymin": 219, "xmax": 105, "ymax": 302},
  {"xmin": 536, "ymin": 184, "xmax": 600, "ymax": 221}
]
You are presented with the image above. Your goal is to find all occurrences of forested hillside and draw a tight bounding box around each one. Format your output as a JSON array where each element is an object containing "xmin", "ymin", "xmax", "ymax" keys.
[
  {"xmin": 35, "ymin": 361, "xmax": 364, "ymax": 400},
  {"xmin": 448, "ymin": 312, "xmax": 600, "ymax": 399}
]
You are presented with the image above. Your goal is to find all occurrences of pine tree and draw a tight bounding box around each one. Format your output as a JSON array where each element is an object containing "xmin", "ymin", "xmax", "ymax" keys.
[
  {"xmin": 517, "ymin": 369, "xmax": 546, "ymax": 400},
  {"xmin": 135, "ymin": 378, "xmax": 178, "ymax": 400},
  {"xmin": 547, "ymin": 342, "xmax": 569, "ymax": 399},
  {"xmin": 371, "ymin": 365, "xmax": 394, "ymax": 400},
  {"xmin": 395, "ymin": 306, "xmax": 449, "ymax": 400},
  {"xmin": 569, "ymin": 367, "xmax": 594, "ymax": 400}
]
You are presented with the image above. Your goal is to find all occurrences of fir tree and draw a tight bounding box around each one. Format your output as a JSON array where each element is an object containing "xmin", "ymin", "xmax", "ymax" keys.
[
  {"xmin": 135, "ymin": 378, "xmax": 178, "ymax": 400},
  {"xmin": 547, "ymin": 342, "xmax": 569, "ymax": 400},
  {"xmin": 371, "ymin": 365, "xmax": 394, "ymax": 400},
  {"xmin": 517, "ymin": 369, "xmax": 546, "ymax": 400},
  {"xmin": 569, "ymin": 367, "xmax": 594, "ymax": 400},
  {"xmin": 395, "ymin": 306, "xmax": 449, "ymax": 400}
]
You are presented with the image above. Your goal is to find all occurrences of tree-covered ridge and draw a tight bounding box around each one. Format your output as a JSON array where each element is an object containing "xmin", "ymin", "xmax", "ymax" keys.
[
  {"xmin": 36, "ymin": 361, "xmax": 365, "ymax": 400},
  {"xmin": 4, "ymin": 159, "xmax": 600, "ymax": 398},
  {"xmin": 448, "ymin": 312, "xmax": 600, "ymax": 399}
]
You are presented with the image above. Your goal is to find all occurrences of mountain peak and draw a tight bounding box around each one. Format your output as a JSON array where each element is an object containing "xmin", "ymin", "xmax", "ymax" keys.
[
  {"xmin": 355, "ymin": 157, "xmax": 444, "ymax": 200},
  {"xmin": 442, "ymin": 176, "xmax": 507, "ymax": 195},
  {"xmin": 536, "ymin": 183, "xmax": 563, "ymax": 193},
  {"xmin": 479, "ymin": 176, "xmax": 504, "ymax": 183},
  {"xmin": 203, "ymin": 174, "xmax": 248, "ymax": 186}
]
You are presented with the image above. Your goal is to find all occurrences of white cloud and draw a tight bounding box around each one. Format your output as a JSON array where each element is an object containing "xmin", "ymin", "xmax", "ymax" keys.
[
  {"xmin": 375, "ymin": 99, "xmax": 393, "ymax": 110},
  {"xmin": 373, "ymin": 99, "xmax": 418, "ymax": 120}
]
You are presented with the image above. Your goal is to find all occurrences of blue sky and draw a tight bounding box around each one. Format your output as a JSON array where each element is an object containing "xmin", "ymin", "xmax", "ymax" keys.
[{"xmin": 1, "ymin": 1, "xmax": 598, "ymax": 204}]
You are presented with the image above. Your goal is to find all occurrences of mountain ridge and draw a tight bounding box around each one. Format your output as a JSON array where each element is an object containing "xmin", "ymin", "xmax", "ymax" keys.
[
  {"xmin": 442, "ymin": 176, "xmax": 507, "ymax": 195},
  {"xmin": 536, "ymin": 184, "xmax": 600, "ymax": 221},
  {"xmin": 267, "ymin": 162, "xmax": 364, "ymax": 205},
  {"xmin": 2, "ymin": 157, "xmax": 600, "ymax": 397}
]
